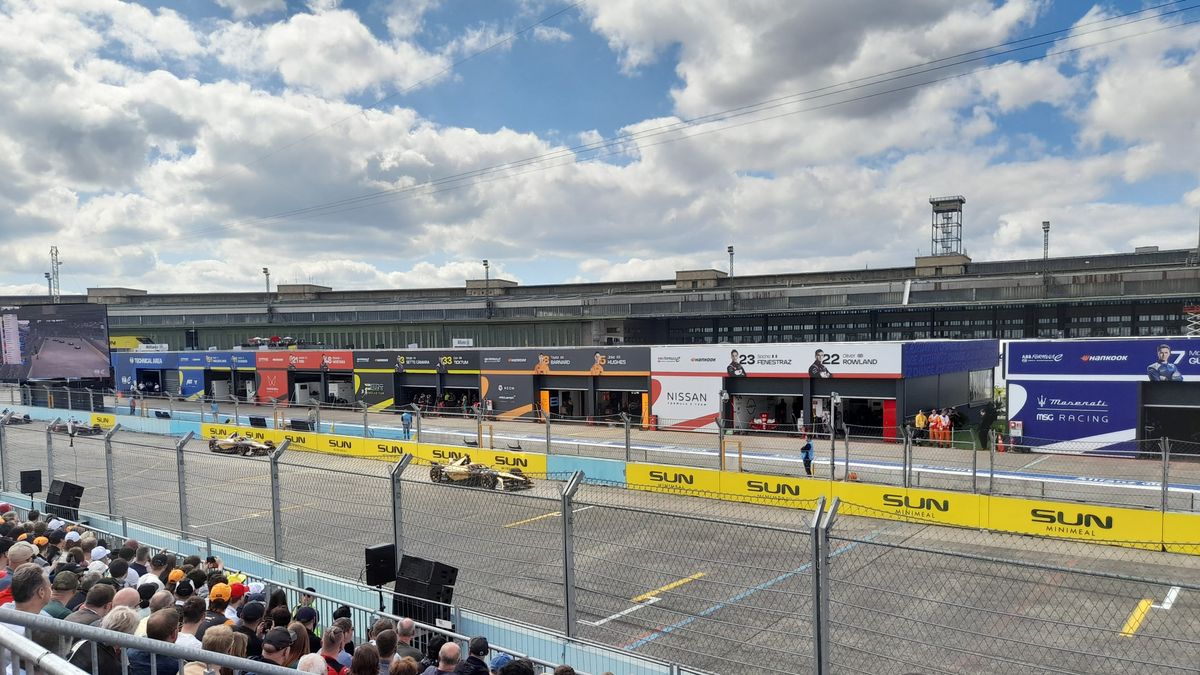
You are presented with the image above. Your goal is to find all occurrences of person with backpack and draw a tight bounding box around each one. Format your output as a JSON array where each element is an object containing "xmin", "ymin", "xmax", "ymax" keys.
[{"xmin": 319, "ymin": 625, "xmax": 351, "ymax": 675}]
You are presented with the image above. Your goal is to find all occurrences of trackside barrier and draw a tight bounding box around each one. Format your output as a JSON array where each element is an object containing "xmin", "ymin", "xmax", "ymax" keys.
[
  {"xmin": 7, "ymin": 402, "xmax": 1199, "ymax": 555},
  {"xmin": 0, "ymin": 493, "xmax": 685, "ymax": 675}
]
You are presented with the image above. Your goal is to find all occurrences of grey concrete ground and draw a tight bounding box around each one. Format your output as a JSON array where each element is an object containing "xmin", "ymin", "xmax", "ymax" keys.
[{"xmin": 3, "ymin": 421, "xmax": 1199, "ymax": 674}]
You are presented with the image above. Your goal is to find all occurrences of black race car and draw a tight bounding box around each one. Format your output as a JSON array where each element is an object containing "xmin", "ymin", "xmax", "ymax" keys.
[
  {"xmin": 48, "ymin": 420, "xmax": 104, "ymax": 436},
  {"xmin": 0, "ymin": 412, "xmax": 32, "ymax": 425}
]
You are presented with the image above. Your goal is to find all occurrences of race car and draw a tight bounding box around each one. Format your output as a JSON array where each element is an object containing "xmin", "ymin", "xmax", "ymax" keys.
[
  {"xmin": 208, "ymin": 434, "xmax": 275, "ymax": 456},
  {"xmin": 0, "ymin": 412, "xmax": 32, "ymax": 425},
  {"xmin": 48, "ymin": 421, "xmax": 103, "ymax": 436},
  {"xmin": 428, "ymin": 456, "xmax": 533, "ymax": 491}
]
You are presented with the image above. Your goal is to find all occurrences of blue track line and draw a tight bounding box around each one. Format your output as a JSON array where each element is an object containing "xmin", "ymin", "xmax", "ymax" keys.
[{"xmin": 623, "ymin": 528, "xmax": 886, "ymax": 651}]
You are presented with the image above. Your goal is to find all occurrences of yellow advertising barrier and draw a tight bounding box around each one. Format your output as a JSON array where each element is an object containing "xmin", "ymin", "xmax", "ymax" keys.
[
  {"xmin": 200, "ymin": 423, "xmax": 239, "ymax": 439},
  {"xmin": 627, "ymin": 463, "xmax": 721, "ymax": 495},
  {"xmin": 276, "ymin": 430, "xmax": 321, "ymax": 452},
  {"xmin": 717, "ymin": 471, "xmax": 829, "ymax": 508},
  {"xmin": 90, "ymin": 413, "xmax": 116, "ymax": 429},
  {"xmin": 1157, "ymin": 511, "xmax": 1199, "ymax": 556},
  {"xmin": 987, "ymin": 496, "xmax": 1162, "ymax": 551}
]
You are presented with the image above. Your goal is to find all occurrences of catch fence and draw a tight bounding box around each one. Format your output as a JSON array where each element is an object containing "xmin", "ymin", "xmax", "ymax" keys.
[{"xmin": 0, "ymin": 419, "xmax": 1199, "ymax": 673}]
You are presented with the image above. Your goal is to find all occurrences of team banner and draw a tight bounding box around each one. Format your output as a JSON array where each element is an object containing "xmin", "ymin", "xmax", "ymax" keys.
[
  {"xmin": 481, "ymin": 348, "xmax": 649, "ymax": 375},
  {"xmin": 650, "ymin": 344, "xmax": 901, "ymax": 377},
  {"xmin": 648, "ymin": 375, "xmax": 724, "ymax": 431},
  {"xmin": 353, "ymin": 350, "xmax": 479, "ymax": 372},
  {"xmin": 1007, "ymin": 380, "xmax": 1140, "ymax": 447},
  {"xmin": 1007, "ymin": 339, "xmax": 1200, "ymax": 379},
  {"xmin": 257, "ymin": 351, "xmax": 354, "ymax": 370}
]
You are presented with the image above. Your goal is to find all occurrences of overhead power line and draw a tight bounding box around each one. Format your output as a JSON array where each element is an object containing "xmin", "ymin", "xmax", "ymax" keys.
[{"xmin": 150, "ymin": 3, "xmax": 1200, "ymax": 244}]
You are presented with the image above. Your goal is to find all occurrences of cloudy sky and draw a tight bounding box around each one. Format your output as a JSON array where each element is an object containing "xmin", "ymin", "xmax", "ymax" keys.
[{"xmin": 1, "ymin": 0, "xmax": 1198, "ymax": 295}]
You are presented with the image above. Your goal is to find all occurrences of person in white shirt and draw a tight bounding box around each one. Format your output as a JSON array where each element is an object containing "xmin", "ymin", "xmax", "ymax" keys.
[{"xmin": 175, "ymin": 596, "xmax": 206, "ymax": 650}]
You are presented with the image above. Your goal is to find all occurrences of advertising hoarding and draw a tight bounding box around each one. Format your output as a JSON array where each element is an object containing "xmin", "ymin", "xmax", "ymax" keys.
[
  {"xmin": 1006, "ymin": 339, "xmax": 1200, "ymax": 380},
  {"xmin": 481, "ymin": 348, "xmax": 649, "ymax": 375},
  {"xmin": 0, "ymin": 304, "xmax": 111, "ymax": 380},
  {"xmin": 651, "ymin": 344, "xmax": 901, "ymax": 378},
  {"xmin": 353, "ymin": 350, "xmax": 479, "ymax": 372},
  {"xmin": 649, "ymin": 343, "xmax": 903, "ymax": 431},
  {"xmin": 1005, "ymin": 339, "xmax": 1200, "ymax": 449}
]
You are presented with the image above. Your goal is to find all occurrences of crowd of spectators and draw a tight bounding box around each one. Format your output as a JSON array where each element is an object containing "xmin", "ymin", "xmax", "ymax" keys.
[{"xmin": 0, "ymin": 504, "xmax": 588, "ymax": 675}]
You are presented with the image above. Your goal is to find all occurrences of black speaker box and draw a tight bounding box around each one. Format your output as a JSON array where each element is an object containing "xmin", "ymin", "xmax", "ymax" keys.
[
  {"xmin": 289, "ymin": 419, "xmax": 311, "ymax": 431},
  {"xmin": 46, "ymin": 480, "xmax": 84, "ymax": 521},
  {"xmin": 19, "ymin": 470, "xmax": 41, "ymax": 495},
  {"xmin": 393, "ymin": 576, "xmax": 454, "ymax": 604},
  {"xmin": 364, "ymin": 543, "xmax": 396, "ymax": 587},
  {"xmin": 392, "ymin": 592, "xmax": 451, "ymax": 628},
  {"xmin": 398, "ymin": 555, "xmax": 458, "ymax": 588},
  {"xmin": 248, "ymin": 416, "xmax": 268, "ymax": 428}
]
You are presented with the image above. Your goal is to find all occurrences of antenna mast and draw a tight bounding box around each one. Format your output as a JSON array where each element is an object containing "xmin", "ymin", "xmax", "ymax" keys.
[{"xmin": 49, "ymin": 246, "xmax": 61, "ymax": 303}]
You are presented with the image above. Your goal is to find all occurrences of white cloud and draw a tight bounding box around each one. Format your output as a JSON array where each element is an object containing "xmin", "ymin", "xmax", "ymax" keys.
[
  {"xmin": 384, "ymin": 0, "xmax": 440, "ymax": 38},
  {"xmin": 214, "ymin": 0, "xmax": 286, "ymax": 20},
  {"xmin": 211, "ymin": 9, "xmax": 449, "ymax": 97},
  {"xmin": 442, "ymin": 23, "xmax": 512, "ymax": 59},
  {"xmin": 531, "ymin": 25, "xmax": 571, "ymax": 43},
  {"xmin": 0, "ymin": 0, "xmax": 1196, "ymax": 296}
]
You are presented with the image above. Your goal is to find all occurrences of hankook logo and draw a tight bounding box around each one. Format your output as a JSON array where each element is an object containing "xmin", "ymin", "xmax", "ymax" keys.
[{"xmin": 1080, "ymin": 354, "xmax": 1128, "ymax": 362}]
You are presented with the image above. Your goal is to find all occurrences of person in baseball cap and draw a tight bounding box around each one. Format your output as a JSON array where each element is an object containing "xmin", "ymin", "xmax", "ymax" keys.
[
  {"xmin": 489, "ymin": 653, "xmax": 513, "ymax": 673},
  {"xmin": 46, "ymin": 571, "xmax": 78, "ymax": 619},
  {"xmin": 168, "ymin": 569, "xmax": 185, "ymax": 585},
  {"xmin": 256, "ymin": 627, "xmax": 296, "ymax": 668},
  {"xmin": 459, "ymin": 636, "xmax": 490, "ymax": 675},
  {"xmin": 90, "ymin": 546, "xmax": 111, "ymax": 562}
]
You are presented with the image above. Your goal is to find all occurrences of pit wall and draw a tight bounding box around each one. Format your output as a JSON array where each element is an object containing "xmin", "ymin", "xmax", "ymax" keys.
[{"xmin": 4, "ymin": 404, "xmax": 1196, "ymax": 556}]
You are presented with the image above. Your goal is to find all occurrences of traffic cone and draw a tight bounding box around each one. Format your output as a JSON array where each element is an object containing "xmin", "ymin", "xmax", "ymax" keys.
[{"xmin": 997, "ymin": 436, "xmax": 1006, "ymax": 453}]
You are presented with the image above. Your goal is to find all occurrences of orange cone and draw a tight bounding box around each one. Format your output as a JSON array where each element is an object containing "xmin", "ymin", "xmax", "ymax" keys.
[{"xmin": 997, "ymin": 436, "xmax": 1006, "ymax": 453}]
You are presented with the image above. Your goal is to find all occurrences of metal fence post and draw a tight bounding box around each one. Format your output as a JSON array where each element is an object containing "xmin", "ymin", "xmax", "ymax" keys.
[
  {"xmin": 988, "ymin": 430, "xmax": 996, "ymax": 495},
  {"xmin": 269, "ymin": 441, "xmax": 292, "ymax": 562},
  {"xmin": 232, "ymin": 397, "xmax": 240, "ymax": 427},
  {"xmin": 362, "ymin": 403, "xmax": 369, "ymax": 438},
  {"xmin": 0, "ymin": 413, "xmax": 9, "ymax": 493},
  {"xmin": 413, "ymin": 405, "xmax": 422, "ymax": 443},
  {"xmin": 560, "ymin": 471, "xmax": 583, "ymax": 638},
  {"xmin": 46, "ymin": 417, "xmax": 61, "ymax": 482},
  {"xmin": 545, "ymin": 411, "xmax": 552, "ymax": 455},
  {"xmin": 809, "ymin": 495, "xmax": 827, "ymax": 674},
  {"xmin": 622, "ymin": 413, "xmax": 632, "ymax": 465},
  {"xmin": 902, "ymin": 426, "xmax": 911, "ymax": 489},
  {"xmin": 816, "ymin": 497, "xmax": 840, "ymax": 675},
  {"xmin": 66, "ymin": 387, "xmax": 73, "ymax": 412},
  {"xmin": 842, "ymin": 425, "xmax": 850, "ymax": 480},
  {"xmin": 104, "ymin": 425, "xmax": 122, "ymax": 515},
  {"xmin": 970, "ymin": 430, "xmax": 978, "ymax": 494},
  {"xmin": 476, "ymin": 402, "xmax": 484, "ymax": 448},
  {"xmin": 175, "ymin": 432, "xmax": 194, "ymax": 535},
  {"xmin": 391, "ymin": 455, "xmax": 412, "ymax": 566},
  {"xmin": 87, "ymin": 388, "xmax": 94, "ymax": 413},
  {"xmin": 1161, "ymin": 437, "xmax": 1170, "ymax": 514}
]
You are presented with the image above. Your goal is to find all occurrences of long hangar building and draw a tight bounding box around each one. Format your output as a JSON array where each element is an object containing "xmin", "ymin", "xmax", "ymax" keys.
[{"xmin": 5, "ymin": 246, "xmax": 1197, "ymax": 351}]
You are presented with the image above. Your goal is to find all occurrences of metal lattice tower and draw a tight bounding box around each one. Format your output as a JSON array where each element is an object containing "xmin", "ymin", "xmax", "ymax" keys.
[
  {"xmin": 49, "ymin": 246, "xmax": 61, "ymax": 303},
  {"xmin": 929, "ymin": 196, "xmax": 966, "ymax": 256},
  {"xmin": 1186, "ymin": 305, "xmax": 1200, "ymax": 336}
]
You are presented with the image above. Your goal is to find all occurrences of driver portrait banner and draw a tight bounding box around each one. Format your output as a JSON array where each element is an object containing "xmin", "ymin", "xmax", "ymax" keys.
[{"xmin": 651, "ymin": 344, "xmax": 901, "ymax": 378}]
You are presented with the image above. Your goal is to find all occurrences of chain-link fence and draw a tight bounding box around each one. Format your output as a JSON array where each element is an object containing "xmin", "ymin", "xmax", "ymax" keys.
[{"xmin": 2, "ymin": 418, "xmax": 1200, "ymax": 673}]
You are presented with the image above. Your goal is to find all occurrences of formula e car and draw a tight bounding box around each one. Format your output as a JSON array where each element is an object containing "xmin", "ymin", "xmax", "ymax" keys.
[
  {"xmin": 48, "ymin": 421, "xmax": 103, "ymax": 436},
  {"xmin": 0, "ymin": 412, "xmax": 32, "ymax": 425},
  {"xmin": 428, "ymin": 456, "xmax": 533, "ymax": 491},
  {"xmin": 208, "ymin": 434, "xmax": 275, "ymax": 456}
]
